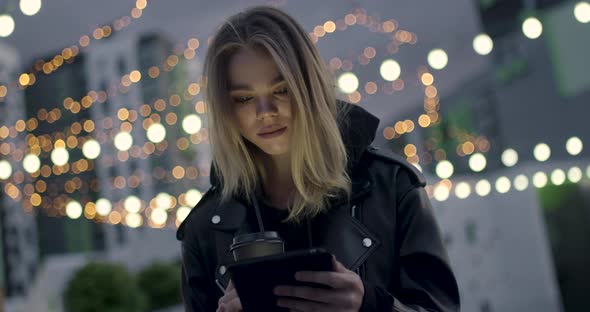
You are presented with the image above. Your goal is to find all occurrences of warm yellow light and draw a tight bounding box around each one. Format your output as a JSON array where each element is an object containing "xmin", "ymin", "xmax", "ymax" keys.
[
  {"xmin": 550, "ymin": 169, "xmax": 566, "ymax": 185},
  {"xmin": 0, "ymin": 160, "xmax": 12, "ymax": 179},
  {"xmin": 565, "ymin": 136, "xmax": 583, "ymax": 156},
  {"xmin": 125, "ymin": 213, "xmax": 143, "ymax": 228},
  {"xmin": 323, "ymin": 21, "xmax": 336, "ymax": 33},
  {"xmin": 533, "ymin": 143, "xmax": 551, "ymax": 162},
  {"xmin": 473, "ymin": 33, "xmax": 493, "ymax": 55},
  {"xmin": 420, "ymin": 73, "xmax": 434, "ymax": 86},
  {"xmin": 475, "ymin": 179, "xmax": 491, "ymax": 196},
  {"xmin": 147, "ymin": 123, "xmax": 166, "ymax": 143},
  {"xmin": 114, "ymin": 132, "xmax": 133, "ymax": 151},
  {"xmin": 433, "ymin": 184, "xmax": 450, "ymax": 202},
  {"xmin": 495, "ymin": 176, "xmax": 511, "ymax": 193},
  {"xmin": 124, "ymin": 195, "xmax": 142, "ymax": 213},
  {"xmin": 522, "ymin": 17, "xmax": 543, "ymax": 39},
  {"xmin": 435, "ymin": 160, "xmax": 454, "ymax": 179},
  {"xmin": 337, "ymin": 72, "xmax": 359, "ymax": 94},
  {"xmin": 19, "ymin": 74, "xmax": 30, "ymax": 86},
  {"xmin": 513, "ymin": 175, "xmax": 529, "ymax": 191},
  {"xmin": 182, "ymin": 115, "xmax": 202, "ymax": 134},
  {"xmin": 418, "ymin": 115, "xmax": 431, "ymax": 127},
  {"xmin": 574, "ymin": 2, "xmax": 590, "ymax": 23},
  {"xmin": 66, "ymin": 201, "xmax": 83, "ymax": 219},
  {"xmin": 501, "ymin": 148, "xmax": 519, "ymax": 167},
  {"xmin": 567, "ymin": 167, "xmax": 583, "ymax": 183},
  {"xmin": 177, "ymin": 206, "xmax": 191, "ymax": 222},
  {"xmin": 96, "ymin": 198, "xmax": 112, "ymax": 216},
  {"xmin": 156, "ymin": 193, "xmax": 173, "ymax": 210},
  {"xmin": 23, "ymin": 154, "xmax": 41, "ymax": 173},
  {"xmin": 51, "ymin": 147, "xmax": 69, "ymax": 166},
  {"xmin": 20, "ymin": 0, "xmax": 42, "ymax": 16},
  {"xmin": 427, "ymin": 49, "xmax": 448, "ymax": 70},
  {"xmin": 532, "ymin": 172, "xmax": 548, "ymax": 188},
  {"xmin": 454, "ymin": 182, "xmax": 471, "ymax": 199},
  {"xmin": 129, "ymin": 70, "xmax": 141, "ymax": 82},
  {"xmin": 151, "ymin": 208, "xmax": 168, "ymax": 225},
  {"xmin": 0, "ymin": 15, "xmax": 16, "ymax": 37},
  {"xmin": 380, "ymin": 59, "xmax": 401, "ymax": 81},
  {"xmin": 82, "ymin": 139, "xmax": 101, "ymax": 159},
  {"xmin": 469, "ymin": 153, "xmax": 487, "ymax": 172}
]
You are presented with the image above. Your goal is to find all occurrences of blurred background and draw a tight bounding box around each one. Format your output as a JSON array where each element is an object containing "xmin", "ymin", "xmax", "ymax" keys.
[{"xmin": 0, "ymin": 0, "xmax": 589, "ymax": 311}]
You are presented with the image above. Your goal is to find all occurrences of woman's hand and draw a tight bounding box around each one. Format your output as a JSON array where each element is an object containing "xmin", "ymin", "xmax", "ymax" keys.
[
  {"xmin": 216, "ymin": 280, "xmax": 243, "ymax": 312},
  {"xmin": 274, "ymin": 255, "xmax": 365, "ymax": 312}
]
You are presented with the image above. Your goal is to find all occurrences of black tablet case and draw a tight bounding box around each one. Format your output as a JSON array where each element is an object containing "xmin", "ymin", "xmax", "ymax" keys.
[{"xmin": 226, "ymin": 248, "xmax": 333, "ymax": 312}]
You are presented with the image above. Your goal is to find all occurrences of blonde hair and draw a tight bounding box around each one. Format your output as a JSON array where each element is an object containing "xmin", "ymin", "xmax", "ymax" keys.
[{"xmin": 204, "ymin": 6, "xmax": 351, "ymax": 223}]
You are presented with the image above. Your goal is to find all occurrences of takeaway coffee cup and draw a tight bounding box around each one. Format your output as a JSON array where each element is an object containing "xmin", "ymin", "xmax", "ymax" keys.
[{"xmin": 229, "ymin": 231, "xmax": 285, "ymax": 261}]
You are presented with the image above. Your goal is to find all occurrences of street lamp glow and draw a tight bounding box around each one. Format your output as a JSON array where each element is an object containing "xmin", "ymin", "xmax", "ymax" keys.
[
  {"xmin": 20, "ymin": 0, "xmax": 42, "ymax": 16},
  {"xmin": 185, "ymin": 189, "xmax": 203, "ymax": 207},
  {"xmin": 23, "ymin": 154, "xmax": 41, "ymax": 173},
  {"xmin": 475, "ymin": 179, "xmax": 491, "ymax": 196},
  {"xmin": 51, "ymin": 147, "xmax": 69, "ymax": 166},
  {"xmin": 156, "ymin": 192, "xmax": 173, "ymax": 210},
  {"xmin": 533, "ymin": 143, "xmax": 551, "ymax": 162},
  {"xmin": 0, "ymin": 160, "xmax": 12, "ymax": 179},
  {"xmin": 574, "ymin": 2, "xmax": 590, "ymax": 23},
  {"xmin": 95, "ymin": 198, "xmax": 112, "ymax": 216},
  {"xmin": 501, "ymin": 148, "xmax": 519, "ymax": 167},
  {"xmin": 114, "ymin": 132, "xmax": 133, "ymax": 151},
  {"xmin": 533, "ymin": 172, "xmax": 548, "ymax": 188},
  {"xmin": 147, "ymin": 123, "xmax": 166, "ymax": 143},
  {"xmin": 124, "ymin": 195, "xmax": 142, "ymax": 213},
  {"xmin": 379, "ymin": 59, "xmax": 401, "ymax": 81},
  {"xmin": 522, "ymin": 17, "xmax": 543, "ymax": 39},
  {"xmin": 436, "ymin": 160, "xmax": 454, "ymax": 179},
  {"xmin": 0, "ymin": 15, "xmax": 15, "ymax": 37},
  {"xmin": 66, "ymin": 201, "xmax": 83, "ymax": 219},
  {"xmin": 126, "ymin": 213, "xmax": 143, "ymax": 228},
  {"xmin": 427, "ymin": 49, "xmax": 448, "ymax": 70},
  {"xmin": 495, "ymin": 176, "xmax": 511, "ymax": 194},
  {"xmin": 454, "ymin": 182, "xmax": 471, "ymax": 199},
  {"xmin": 473, "ymin": 34, "xmax": 493, "ymax": 55},
  {"xmin": 550, "ymin": 169, "xmax": 566, "ymax": 185},
  {"xmin": 433, "ymin": 184, "xmax": 450, "ymax": 202},
  {"xmin": 567, "ymin": 167, "xmax": 583, "ymax": 183},
  {"xmin": 177, "ymin": 206, "xmax": 191, "ymax": 222},
  {"xmin": 337, "ymin": 72, "xmax": 359, "ymax": 94},
  {"xmin": 151, "ymin": 208, "xmax": 168, "ymax": 225},
  {"xmin": 182, "ymin": 114, "xmax": 202, "ymax": 134},
  {"xmin": 514, "ymin": 175, "xmax": 529, "ymax": 191},
  {"xmin": 82, "ymin": 139, "xmax": 101, "ymax": 159},
  {"xmin": 469, "ymin": 153, "xmax": 487, "ymax": 172},
  {"xmin": 565, "ymin": 136, "xmax": 583, "ymax": 156}
]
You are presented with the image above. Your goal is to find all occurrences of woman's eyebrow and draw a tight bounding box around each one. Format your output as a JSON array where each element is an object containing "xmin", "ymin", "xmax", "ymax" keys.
[{"xmin": 230, "ymin": 74, "xmax": 284, "ymax": 91}]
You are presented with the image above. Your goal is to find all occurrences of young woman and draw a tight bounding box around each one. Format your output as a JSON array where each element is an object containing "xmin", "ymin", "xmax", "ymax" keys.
[{"xmin": 176, "ymin": 6, "xmax": 460, "ymax": 312}]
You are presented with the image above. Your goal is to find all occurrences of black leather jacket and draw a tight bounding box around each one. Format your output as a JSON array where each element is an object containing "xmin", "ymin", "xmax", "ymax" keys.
[{"xmin": 176, "ymin": 103, "xmax": 461, "ymax": 311}]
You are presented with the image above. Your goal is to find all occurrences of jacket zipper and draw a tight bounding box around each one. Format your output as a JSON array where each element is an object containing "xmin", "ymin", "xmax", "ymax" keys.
[{"xmin": 351, "ymin": 204, "xmax": 361, "ymax": 275}]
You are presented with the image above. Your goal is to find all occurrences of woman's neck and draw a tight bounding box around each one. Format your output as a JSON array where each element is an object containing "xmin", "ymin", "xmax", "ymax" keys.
[{"xmin": 261, "ymin": 153, "xmax": 294, "ymax": 210}]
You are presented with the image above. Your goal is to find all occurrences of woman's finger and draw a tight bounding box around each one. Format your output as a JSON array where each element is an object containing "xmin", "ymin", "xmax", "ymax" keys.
[{"xmin": 218, "ymin": 288, "xmax": 238, "ymax": 305}]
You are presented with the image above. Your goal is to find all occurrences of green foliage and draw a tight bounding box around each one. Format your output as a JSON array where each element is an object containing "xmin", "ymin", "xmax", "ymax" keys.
[
  {"xmin": 64, "ymin": 262, "xmax": 147, "ymax": 312},
  {"xmin": 137, "ymin": 261, "xmax": 182, "ymax": 311}
]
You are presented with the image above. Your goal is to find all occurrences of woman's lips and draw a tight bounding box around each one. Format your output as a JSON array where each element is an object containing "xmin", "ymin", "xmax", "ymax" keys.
[{"xmin": 257, "ymin": 127, "xmax": 287, "ymax": 138}]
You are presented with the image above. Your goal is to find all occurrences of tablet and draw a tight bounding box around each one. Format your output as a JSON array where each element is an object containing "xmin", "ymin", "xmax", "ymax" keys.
[{"xmin": 226, "ymin": 248, "xmax": 333, "ymax": 312}]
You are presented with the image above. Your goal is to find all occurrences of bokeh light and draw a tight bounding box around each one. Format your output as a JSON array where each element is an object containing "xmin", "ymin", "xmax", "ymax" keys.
[
  {"xmin": 495, "ymin": 176, "xmax": 511, "ymax": 194},
  {"xmin": 0, "ymin": 160, "xmax": 12, "ymax": 179},
  {"xmin": 114, "ymin": 132, "xmax": 133, "ymax": 151},
  {"xmin": 66, "ymin": 201, "xmax": 83, "ymax": 219},
  {"xmin": 533, "ymin": 143, "xmax": 551, "ymax": 162},
  {"xmin": 475, "ymin": 179, "xmax": 491, "ymax": 196},
  {"xmin": 473, "ymin": 33, "xmax": 493, "ymax": 55},
  {"xmin": 455, "ymin": 182, "xmax": 471, "ymax": 199},
  {"xmin": 514, "ymin": 175, "xmax": 529, "ymax": 191},
  {"xmin": 51, "ymin": 147, "xmax": 69, "ymax": 166},
  {"xmin": 427, "ymin": 49, "xmax": 448, "ymax": 70},
  {"xmin": 435, "ymin": 160, "xmax": 454, "ymax": 179},
  {"xmin": 95, "ymin": 199, "xmax": 112, "ymax": 216},
  {"xmin": 565, "ymin": 136, "xmax": 583, "ymax": 156},
  {"xmin": 567, "ymin": 167, "xmax": 583, "ymax": 183},
  {"xmin": 501, "ymin": 149, "xmax": 519, "ymax": 167},
  {"xmin": 469, "ymin": 153, "xmax": 487, "ymax": 172},
  {"xmin": 533, "ymin": 172, "xmax": 548, "ymax": 188},
  {"xmin": 522, "ymin": 17, "xmax": 543, "ymax": 39},
  {"xmin": 23, "ymin": 154, "xmax": 41, "ymax": 173},
  {"xmin": 574, "ymin": 2, "xmax": 590, "ymax": 23},
  {"xmin": 337, "ymin": 72, "xmax": 359, "ymax": 94},
  {"xmin": 82, "ymin": 139, "xmax": 101, "ymax": 159},
  {"xmin": 379, "ymin": 59, "xmax": 401, "ymax": 81},
  {"xmin": 182, "ymin": 115, "xmax": 202, "ymax": 134},
  {"xmin": 0, "ymin": 15, "xmax": 16, "ymax": 37},
  {"xmin": 20, "ymin": 0, "xmax": 42, "ymax": 16}
]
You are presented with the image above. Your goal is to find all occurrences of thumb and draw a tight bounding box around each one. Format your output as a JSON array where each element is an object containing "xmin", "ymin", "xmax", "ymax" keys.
[{"xmin": 332, "ymin": 255, "xmax": 349, "ymax": 273}]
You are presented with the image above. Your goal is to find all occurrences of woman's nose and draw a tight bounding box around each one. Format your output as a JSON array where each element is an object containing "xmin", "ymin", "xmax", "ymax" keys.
[{"xmin": 256, "ymin": 96, "xmax": 278, "ymax": 119}]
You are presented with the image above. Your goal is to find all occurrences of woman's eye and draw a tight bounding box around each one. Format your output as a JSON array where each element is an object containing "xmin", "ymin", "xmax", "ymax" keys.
[
  {"xmin": 274, "ymin": 87, "xmax": 288, "ymax": 95},
  {"xmin": 234, "ymin": 96, "xmax": 253, "ymax": 104}
]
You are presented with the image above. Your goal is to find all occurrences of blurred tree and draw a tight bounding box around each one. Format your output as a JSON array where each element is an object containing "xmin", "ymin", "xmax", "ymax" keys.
[
  {"xmin": 137, "ymin": 261, "xmax": 182, "ymax": 311},
  {"xmin": 63, "ymin": 262, "xmax": 147, "ymax": 312}
]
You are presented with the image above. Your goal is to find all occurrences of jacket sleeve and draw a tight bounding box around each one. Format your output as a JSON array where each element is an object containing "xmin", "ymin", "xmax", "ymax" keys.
[
  {"xmin": 180, "ymin": 240, "xmax": 221, "ymax": 312},
  {"xmin": 360, "ymin": 186, "xmax": 460, "ymax": 312}
]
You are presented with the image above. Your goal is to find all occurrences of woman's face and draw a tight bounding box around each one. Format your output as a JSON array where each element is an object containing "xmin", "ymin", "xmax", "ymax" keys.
[{"xmin": 228, "ymin": 47, "xmax": 293, "ymax": 156}]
